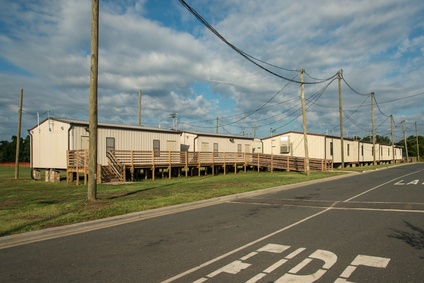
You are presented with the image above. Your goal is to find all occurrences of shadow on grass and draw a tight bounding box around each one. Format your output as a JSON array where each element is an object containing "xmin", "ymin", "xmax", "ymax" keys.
[
  {"xmin": 0, "ymin": 211, "xmax": 69, "ymax": 237},
  {"xmin": 107, "ymin": 187, "xmax": 158, "ymax": 199},
  {"xmin": 388, "ymin": 221, "xmax": 424, "ymax": 259},
  {"xmin": 105, "ymin": 175, "xmax": 218, "ymax": 200}
]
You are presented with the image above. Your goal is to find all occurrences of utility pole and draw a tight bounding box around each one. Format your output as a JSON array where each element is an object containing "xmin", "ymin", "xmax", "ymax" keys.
[
  {"xmin": 415, "ymin": 122, "xmax": 420, "ymax": 161},
  {"xmin": 371, "ymin": 92, "xmax": 376, "ymax": 165},
  {"xmin": 402, "ymin": 121, "xmax": 408, "ymax": 162},
  {"xmin": 88, "ymin": 0, "xmax": 99, "ymax": 201},
  {"xmin": 138, "ymin": 89, "xmax": 142, "ymax": 126},
  {"xmin": 216, "ymin": 117, "xmax": 219, "ymax": 134},
  {"xmin": 338, "ymin": 70, "xmax": 344, "ymax": 169},
  {"xmin": 300, "ymin": 69, "xmax": 310, "ymax": 175},
  {"xmin": 390, "ymin": 115, "xmax": 395, "ymax": 164},
  {"xmin": 15, "ymin": 88, "xmax": 23, "ymax": 179},
  {"xmin": 253, "ymin": 124, "xmax": 256, "ymax": 139}
]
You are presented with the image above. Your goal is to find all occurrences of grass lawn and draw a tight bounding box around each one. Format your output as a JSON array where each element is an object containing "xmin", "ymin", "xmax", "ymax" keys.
[{"xmin": 0, "ymin": 165, "xmax": 349, "ymax": 236}]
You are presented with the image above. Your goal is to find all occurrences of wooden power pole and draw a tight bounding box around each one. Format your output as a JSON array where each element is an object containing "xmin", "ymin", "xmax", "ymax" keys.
[
  {"xmin": 15, "ymin": 88, "xmax": 23, "ymax": 179},
  {"xmin": 338, "ymin": 70, "xmax": 344, "ymax": 169},
  {"xmin": 371, "ymin": 92, "xmax": 376, "ymax": 165},
  {"xmin": 88, "ymin": 0, "xmax": 99, "ymax": 201},
  {"xmin": 216, "ymin": 117, "xmax": 219, "ymax": 134},
  {"xmin": 300, "ymin": 69, "xmax": 310, "ymax": 175},
  {"xmin": 390, "ymin": 115, "xmax": 395, "ymax": 164},
  {"xmin": 415, "ymin": 122, "xmax": 419, "ymax": 161},
  {"xmin": 138, "ymin": 89, "xmax": 142, "ymax": 125},
  {"xmin": 402, "ymin": 121, "xmax": 408, "ymax": 162}
]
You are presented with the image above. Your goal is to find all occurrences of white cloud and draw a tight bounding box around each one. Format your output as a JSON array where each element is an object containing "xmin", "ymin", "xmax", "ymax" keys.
[{"xmin": 0, "ymin": 0, "xmax": 423, "ymax": 142}]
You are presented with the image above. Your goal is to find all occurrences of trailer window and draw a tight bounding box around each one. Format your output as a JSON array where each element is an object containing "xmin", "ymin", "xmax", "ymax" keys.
[
  {"xmin": 106, "ymin": 137, "xmax": 115, "ymax": 153},
  {"xmin": 153, "ymin": 140, "xmax": 160, "ymax": 157}
]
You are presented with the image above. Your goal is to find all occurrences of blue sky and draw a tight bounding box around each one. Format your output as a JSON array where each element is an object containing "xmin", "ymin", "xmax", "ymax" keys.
[{"xmin": 1, "ymin": 0, "xmax": 424, "ymax": 142}]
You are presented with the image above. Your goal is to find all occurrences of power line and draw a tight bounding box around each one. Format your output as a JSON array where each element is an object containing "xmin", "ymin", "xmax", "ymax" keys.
[
  {"xmin": 341, "ymin": 76, "xmax": 372, "ymax": 96},
  {"xmin": 225, "ymin": 76, "xmax": 297, "ymax": 125},
  {"xmin": 374, "ymin": 96, "xmax": 391, "ymax": 118},
  {"xmin": 376, "ymin": 91, "xmax": 424, "ymax": 104},
  {"xmin": 178, "ymin": 0, "xmax": 338, "ymax": 85}
]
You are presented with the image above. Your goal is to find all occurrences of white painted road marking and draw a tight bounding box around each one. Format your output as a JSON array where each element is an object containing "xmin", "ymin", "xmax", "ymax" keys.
[
  {"xmin": 275, "ymin": 249, "xmax": 337, "ymax": 282},
  {"xmin": 163, "ymin": 169, "xmax": 421, "ymax": 283},
  {"xmin": 335, "ymin": 255, "xmax": 390, "ymax": 282},
  {"xmin": 192, "ymin": 243, "xmax": 390, "ymax": 283},
  {"xmin": 343, "ymin": 169, "xmax": 422, "ymax": 202},
  {"xmin": 394, "ymin": 179, "xmax": 424, "ymax": 185},
  {"xmin": 162, "ymin": 208, "xmax": 332, "ymax": 283},
  {"xmin": 245, "ymin": 247, "xmax": 305, "ymax": 283}
]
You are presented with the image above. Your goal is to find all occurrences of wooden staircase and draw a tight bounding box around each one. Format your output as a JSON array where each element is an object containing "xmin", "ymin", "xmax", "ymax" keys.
[{"xmin": 102, "ymin": 151, "xmax": 124, "ymax": 182}]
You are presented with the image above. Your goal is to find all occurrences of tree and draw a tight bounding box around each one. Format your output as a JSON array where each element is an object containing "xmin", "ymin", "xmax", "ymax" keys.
[
  {"xmin": 360, "ymin": 135, "xmax": 391, "ymax": 145},
  {"xmin": 0, "ymin": 135, "xmax": 30, "ymax": 162},
  {"xmin": 396, "ymin": 135, "xmax": 423, "ymax": 159}
]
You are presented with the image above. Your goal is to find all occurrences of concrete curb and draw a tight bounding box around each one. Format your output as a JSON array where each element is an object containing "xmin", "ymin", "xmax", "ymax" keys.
[{"xmin": 0, "ymin": 172, "xmax": 354, "ymax": 249}]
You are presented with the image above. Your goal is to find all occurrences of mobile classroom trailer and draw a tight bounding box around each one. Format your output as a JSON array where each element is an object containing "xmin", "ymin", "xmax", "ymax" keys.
[
  {"xmin": 28, "ymin": 118, "xmax": 257, "ymax": 180},
  {"xmin": 261, "ymin": 131, "xmax": 402, "ymax": 166},
  {"xmin": 28, "ymin": 117, "xmax": 182, "ymax": 171},
  {"xmin": 180, "ymin": 131, "xmax": 254, "ymax": 154}
]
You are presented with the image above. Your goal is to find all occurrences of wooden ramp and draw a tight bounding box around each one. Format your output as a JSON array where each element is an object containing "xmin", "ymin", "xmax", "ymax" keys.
[{"xmin": 67, "ymin": 150, "xmax": 333, "ymax": 183}]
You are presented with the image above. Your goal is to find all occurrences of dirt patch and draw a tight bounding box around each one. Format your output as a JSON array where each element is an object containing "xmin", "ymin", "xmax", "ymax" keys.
[{"xmin": 0, "ymin": 199, "xmax": 23, "ymax": 209}]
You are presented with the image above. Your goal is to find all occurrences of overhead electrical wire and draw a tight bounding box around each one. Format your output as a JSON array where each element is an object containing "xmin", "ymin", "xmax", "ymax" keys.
[
  {"xmin": 178, "ymin": 0, "xmax": 338, "ymax": 85},
  {"xmin": 376, "ymin": 91, "xmax": 424, "ymax": 104},
  {"xmin": 256, "ymin": 77, "xmax": 336, "ymax": 131},
  {"xmin": 223, "ymin": 75, "xmax": 297, "ymax": 125},
  {"xmin": 376, "ymin": 116, "xmax": 390, "ymax": 131},
  {"xmin": 343, "ymin": 111, "xmax": 370, "ymax": 132},
  {"xmin": 373, "ymin": 96, "xmax": 391, "ymax": 118},
  {"xmin": 341, "ymin": 76, "xmax": 372, "ymax": 96},
  {"xmin": 179, "ymin": 81, "xmax": 298, "ymax": 129},
  {"xmin": 178, "ymin": 0, "xmax": 422, "ymax": 139}
]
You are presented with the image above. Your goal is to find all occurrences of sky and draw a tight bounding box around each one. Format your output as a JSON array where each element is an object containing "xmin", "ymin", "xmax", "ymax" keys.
[{"xmin": 1, "ymin": 0, "xmax": 424, "ymax": 142}]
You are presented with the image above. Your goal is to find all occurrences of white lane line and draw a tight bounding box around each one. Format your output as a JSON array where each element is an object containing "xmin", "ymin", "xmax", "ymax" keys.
[
  {"xmin": 161, "ymin": 207, "xmax": 332, "ymax": 283},
  {"xmin": 163, "ymin": 168, "xmax": 423, "ymax": 283},
  {"xmin": 240, "ymin": 252, "xmax": 258, "ymax": 261},
  {"xmin": 343, "ymin": 169, "xmax": 423, "ymax": 202}
]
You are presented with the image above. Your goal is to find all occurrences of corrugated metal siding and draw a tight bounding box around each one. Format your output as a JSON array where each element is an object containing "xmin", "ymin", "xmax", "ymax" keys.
[
  {"xmin": 360, "ymin": 142, "xmax": 374, "ymax": 162},
  {"xmin": 30, "ymin": 119, "xmax": 70, "ymax": 169},
  {"xmin": 344, "ymin": 140, "xmax": 359, "ymax": 163},
  {"xmin": 32, "ymin": 119, "xmax": 182, "ymax": 168},
  {"xmin": 97, "ymin": 128, "xmax": 181, "ymax": 165},
  {"xmin": 262, "ymin": 132, "xmax": 403, "ymax": 164},
  {"xmin": 290, "ymin": 134, "xmax": 304, "ymax": 157},
  {"xmin": 330, "ymin": 138, "xmax": 342, "ymax": 163},
  {"xmin": 194, "ymin": 136, "xmax": 253, "ymax": 153},
  {"xmin": 307, "ymin": 134, "xmax": 325, "ymax": 159},
  {"xmin": 180, "ymin": 132, "xmax": 197, "ymax": 151}
]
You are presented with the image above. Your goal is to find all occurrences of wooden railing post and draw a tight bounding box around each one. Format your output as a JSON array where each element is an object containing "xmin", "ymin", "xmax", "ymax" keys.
[
  {"xmin": 185, "ymin": 152, "xmax": 188, "ymax": 177},
  {"xmin": 76, "ymin": 151, "xmax": 80, "ymax": 186},
  {"xmin": 151, "ymin": 151, "xmax": 155, "ymax": 180},
  {"xmin": 168, "ymin": 151, "xmax": 171, "ymax": 179},
  {"xmin": 257, "ymin": 153, "xmax": 260, "ymax": 172},
  {"xmin": 224, "ymin": 152, "xmax": 227, "ymax": 175},
  {"xmin": 287, "ymin": 156, "xmax": 290, "ymax": 172},
  {"xmin": 244, "ymin": 152, "xmax": 247, "ymax": 172},
  {"xmin": 212, "ymin": 151, "xmax": 215, "ymax": 175}
]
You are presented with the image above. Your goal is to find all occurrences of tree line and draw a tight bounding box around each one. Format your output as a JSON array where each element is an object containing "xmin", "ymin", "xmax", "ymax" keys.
[
  {"xmin": 0, "ymin": 135, "xmax": 30, "ymax": 162},
  {"xmin": 0, "ymin": 134, "xmax": 422, "ymax": 163}
]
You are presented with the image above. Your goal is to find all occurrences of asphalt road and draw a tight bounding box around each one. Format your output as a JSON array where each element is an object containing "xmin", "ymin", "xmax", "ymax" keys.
[{"xmin": 1, "ymin": 163, "xmax": 423, "ymax": 282}]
